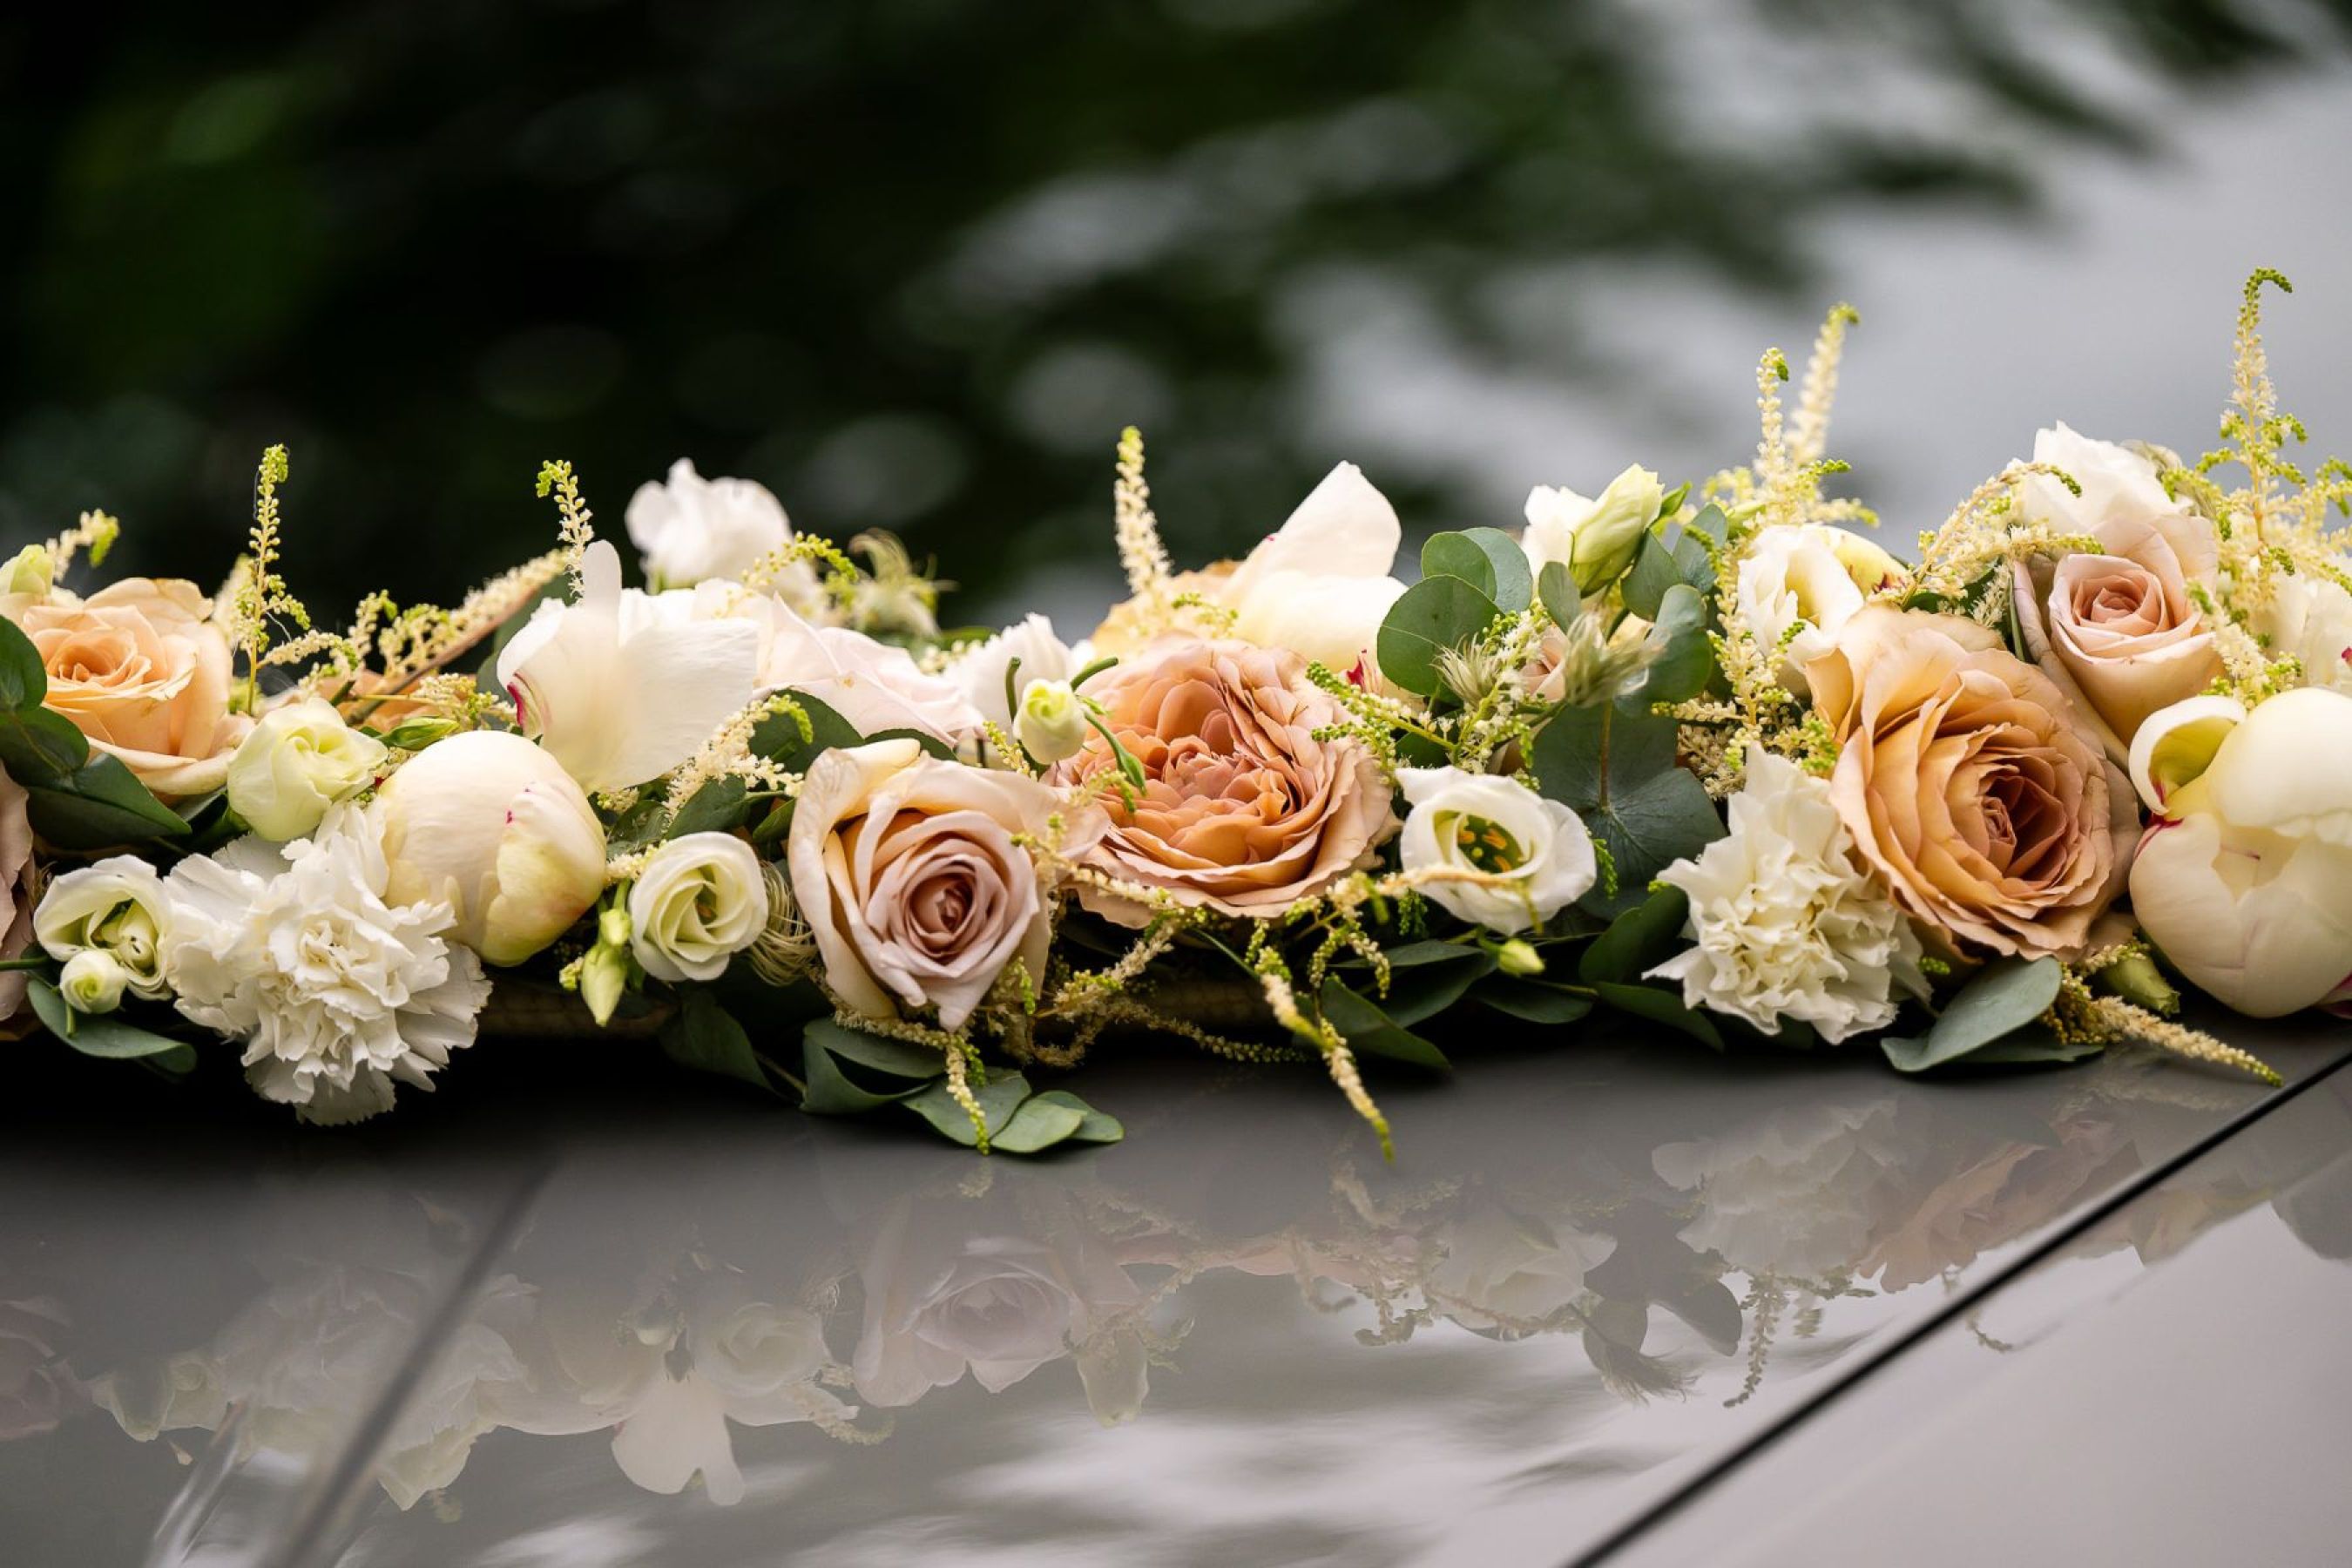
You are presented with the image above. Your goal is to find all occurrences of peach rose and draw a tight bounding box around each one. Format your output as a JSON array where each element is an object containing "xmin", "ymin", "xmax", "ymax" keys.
[
  {"xmin": 1806, "ymin": 606, "xmax": 2134, "ymax": 959},
  {"xmin": 1054, "ymin": 639, "xmax": 1396, "ymax": 924},
  {"xmin": 789, "ymin": 738, "xmax": 1100, "ymax": 1029},
  {"xmin": 15, "ymin": 579, "xmax": 250, "ymax": 798}
]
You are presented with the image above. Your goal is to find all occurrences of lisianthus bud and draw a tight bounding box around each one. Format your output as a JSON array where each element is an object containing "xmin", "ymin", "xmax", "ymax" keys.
[
  {"xmin": 1016, "ymin": 679, "xmax": 1090, "ymax": 764},
  {"xmin": 226, "ymin": 698, "xmax": 389, "ymax": 841},
  {"xmin": 59, "ymin": 950, "xmax": 128, "ymax": 1014},
  {"xmin": 628, "ymin": 832, "xmax": 770, "ymax": 983},
  {"xmin": 35, "ymin": 855, "xmax": 174, "ymax": 1000},
  {"xmin": 376, "ymin": 731, "xmax": 607, "ymax": 965},
  {"xmin": 1493, "ymin": 938, "xmax": 1545, "ymax": 977},
  {"xmin": 2094, "ymin": 949, "xmax": 2180, "ymax": 1016},
  {"xmin": 1522, "ymin": 464, "xmax": 1664, "ymax": 595},
  {"xmin": 578, "ymin": 942, "xmax": 631, "ymax": 1027},
  {"xmin": 0, "ymin": 544, "xmax": 52, "ymax": 603}
]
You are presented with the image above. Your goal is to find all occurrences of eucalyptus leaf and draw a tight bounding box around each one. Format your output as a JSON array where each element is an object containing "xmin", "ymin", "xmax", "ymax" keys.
[
  {"xmin": 1622, "ymin": 523, "xmax": 1714, "ymax": 620},
  {"xmin": 800, "ymin": 1034, "xmax": 934, "ymax": 1114},
  {"xmin": 1536, "ymin": 560, "xmax": 1581, "ymax": 632},
  {"xmin": 989, "ymin": 1096, "xmax": 1088, "ymax": 1153},
  {"xmin": 0, "ymin": 617, "xmax": 45, "ymax": 711},
  {"xmin": 805, "ymin": 1017, "xmax": 952, "ymax": 1081},
  {"xmin": 0, "ymin": 702, "xmax": 91, "ymax": 783},
  {"xmin": 1474, "ymin": 976, "xmax": 1595, "ymax": 1025},
  {"xmin": 1375, "ymin": 574, "xmax": 1500, "ymax": 700},
  {"xmin": 1592, "ymin": 981, "xmax": 1723, "ymax": 1049},
  {"xmin": 659, "ymin": 989, "xmax": 778, "ymax": 1094},
  {"xmin": 754, "ymin": 693, "xmax": 866, "ymax": 771},
  {"xmin": 1624, "ymin": 582, "xmax": 1713, "ymax": 708},
  {"xmin": 1423, "ymin": 529, "xmax": 1532, "ymax": 613},
  {"xmin": 26, "ymin": 981, "xmax": 197, "ymax": 1074},
  {"xmin": 1365, "ymin": 941, "xmax": 1496, "ymax": 1028},
  {"xmin": 1880, "ymin": 956, "xmax": 2065, "ymax": 1073},
  {"xmin": 904, "ymin": 1071, "xmax": 1033, "ymax": 1146},
  {"xmin": 667, "ymin": 777, "xmax": 750, "ymax": 837},
  {"xmin": 1529, "ymin": 704, "xmax": 1724, "ymax": 916},
  {"xmin": 1024, "ymin": 1089, "xmax": 1125, "ymax": 1144},
  {"xmin": 26, "ymin": 754, "xmax": 192, "ymax": 848},
  {"xmin": 1318, "ymin": 979, "xmax": 1451, "ymax": 1069}
]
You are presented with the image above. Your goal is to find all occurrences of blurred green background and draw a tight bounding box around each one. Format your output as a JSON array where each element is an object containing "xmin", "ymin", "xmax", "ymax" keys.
[{"xmin": 2, "ymin": 0, "xmax": 2347, "ymax": 627}]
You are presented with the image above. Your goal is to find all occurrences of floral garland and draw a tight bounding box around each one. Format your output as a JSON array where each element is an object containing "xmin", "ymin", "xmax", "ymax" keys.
[{"xmin": 3, "ymin": 271, "xmax": 2341, "ymax": 1154}]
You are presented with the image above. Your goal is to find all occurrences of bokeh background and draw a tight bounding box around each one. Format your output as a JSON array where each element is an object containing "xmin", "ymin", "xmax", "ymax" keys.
[{"xmin": 3, "ymin": 0, "xmax": 2350, "ymax": 632}]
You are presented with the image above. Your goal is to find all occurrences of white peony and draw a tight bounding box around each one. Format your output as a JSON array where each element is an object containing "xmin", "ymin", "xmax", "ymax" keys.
[
  {"xmin": 1220, "ymin": 463, "xmax": 1410, "ymax": 683},
  {"xmin": 376, "ymin": 730, "xmax": 608, "ymax": 966},
  {"xmin": 627, "ymin": 832, "xmax": 770, "ymax": 983},
  {"xmin": 1396, "ymin": 766, "xmax": 1597, "ymax": 935},
  {"xmin": 1520, "ymin": 463, "xmax": 1662, "ymax": 594},
  {"xmin": 1647, "ymin": 747, "xmax": 1926, "ymax": 1042},
  {"xmin": 226, "ymin": 696, "xmax": 389, "ymax": 841},
  {"xmin": 756, "ymin": 603, "xmax": 983, "ymax": 743},
  {"xmin": 497, "ymin": 539, "xmax": 762, "ymax": 794},
  {"xmin": 34, "ymin": 855, "xmax": 175, "ymax": 999},
  {"xmin": 1734, "ymin": 524, "xmax": 1906, "ymax": 695},
  {"xmin": 625, "ymin": 458, "xmax": 792, "ymax": 591},
  {"xmin": 953, "ymin": 613, "xmax": 1092, "ymax": 736},
  {"xmin": 161, "ymin": 804, "xmax": 491, "ymax": 1124}
]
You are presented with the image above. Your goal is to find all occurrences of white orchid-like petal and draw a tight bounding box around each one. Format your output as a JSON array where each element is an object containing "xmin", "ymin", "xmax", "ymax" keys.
[
  {"xmin": 2127, "ymin": 694, "xmax": 2244, "ymax": 817},
  {"xmin": 1223, "ymin": 462, "xmax": 1406, "ymax": 679},
  {"xmin": 497, "ymin": 541, "xmax": 760, "ymax": 794}
]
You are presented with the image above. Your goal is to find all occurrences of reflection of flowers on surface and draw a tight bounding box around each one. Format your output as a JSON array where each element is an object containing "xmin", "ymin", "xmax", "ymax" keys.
[
  {"xmin": 1419, "ymin": 1203, "xmax": 1616, "ymax": 1337},
  {"xmin": 1653, "ymin": 1098, "xmax": 1909, "ymax": 1281},
  {"xmin": 852, "ymin": 1196, "xmax": 1156, "ymax": 1426},
  {"xmin": 0, "ymin": 1296, "xmax": 78, "ymax": 1440}
]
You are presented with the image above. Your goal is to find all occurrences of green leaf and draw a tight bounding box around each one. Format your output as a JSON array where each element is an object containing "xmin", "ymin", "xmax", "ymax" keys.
[
  {"xmin": 1536, "ymin": 560, "xmax": 1582, "ymax": 631},
  {"xmin": 1622, "ymin": 523, "xmax": 1714, "ymax": 621},
  {"xmin": 1625, "ymin": 583, "xmax": 1713, "ymax": 708},
  {"xmin": 1375, "ymin": 574, "xmax": 1500, "ymax": 699},
  {"xmin": 0, "ymin": 618, "xmax": 46, "ymax": 711},
  {"xmin": 990, "ymin": 1095, "xmax": 1088, "ymax": 1153},
  {"xmin": 1366, "ymin": 940, "xmax": 1497, "ymax": 1028},
  {"xmin": 1474, "ymin": 976, "xmax": 1594, "ymax": 1025},
  {"xmin": 1880, "ymin": 956, "xmax": 2065, "ymax": 1072},
  {"xmin": 0, "ymin": 703, "xmax": 91, "ymax": 784},
  {"xmin": 904, "ymin": 1071, "xmax": 1033, "ymax": 1146},
  {"xmin": 1024, "ymin": 1089, "xmax": 1125, "ymax": 1144},
  {"xmin": 1578, "ymin": 884, "xmax": 1690, "ymax": 985},
  {"xmin": 1529, "ymin": 704, "xmax": 1724, "ymax": 916},
  {"xmin": 26, "ymin": 981, "xmax": 197, "ymax": 1074},
  {"xmin": 1592, "ymin": 980, "xmax": 1723, "ymax": 1049},
  {"xmin": 24, "ymin": 753, "xmax": 192, "ymax": 849},
  {"xmin": 1422, "ymin": 529, "xmax": 1532, "ymax": 613},
  {"xmin": 1318, "ymin": 978, "xmax": 1451, "ymax": 1069},
  {"xmin": 804, "ymin": 1017, "xmax": 950, "ymax": 1081},
  {"xmin": 659, "ymin": 990, "xmax": 779, "ymax": 1095},
  {"xmin": 667, "ymin": 777, "xmax": 749, "ymax": 837},
  {"xmin": 754, "ymin": 693, "xmax": 865, "ymax": 772}
]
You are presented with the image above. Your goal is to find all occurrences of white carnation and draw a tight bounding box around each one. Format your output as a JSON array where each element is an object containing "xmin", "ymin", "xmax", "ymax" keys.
[
  {"xmin": 162, "ymin": 803, "xmax": 491, "ymax": 1125},
  {"xmin": 1646, "ymin": 748, "xmax": 1924, "ymax": 1042}
]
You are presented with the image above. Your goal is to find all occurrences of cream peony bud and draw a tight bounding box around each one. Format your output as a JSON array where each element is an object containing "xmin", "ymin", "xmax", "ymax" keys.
[
  {"xmin": 1016, "ymin": 679, "xmax": 1090, "ymax": 764},
  {"xmin": 58, "ymin": 950, "xmax": 128, "ymax": 1014},
  {"xmin": 375, "ymin": 731, "xmax": 607, "ymax": 965},
  {"xmin": 1396, "ymin": 766, "xmax": 1597, "ymax": 935},
  {"xmin": 1522, "ymin": 464, "xmax": 1663, "ymax": 594},
  {"xmin": 226, "ymin": 697, "xmax": 389, "ymax": 841},
  {"xmin": 627, "ymin": 832, "xmax": 770, "ymax": 983},
  {"xmin": 35, "ymin": 855, "xmax": 174, "ymax": 999}
]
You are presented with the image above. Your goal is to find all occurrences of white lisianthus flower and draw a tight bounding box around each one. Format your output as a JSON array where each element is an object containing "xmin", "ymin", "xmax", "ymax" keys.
[
  {"xmin": 58, "ymin": 950, "xmax": 128, "ymax": 1014},
  {"xmin": 1734, "ymin": 524, "xmax": 1907, "ymax": 695},
  {"xmin": 1520, "ymin": 464, "xmax": 1663, "ymax": 594},
  {"xmin": 160, "ymin": 804, "xmax": 491, "ymax": 1125},
  {"xmin": 1016, "ymin": 679, "xmax": 1090, "ymax": 764},
  {"xmin": 497, "ymin": 540, "xmax": 762, "ymax": 794},
  {"xmin": 953, "ymin": 614, "xmax": 1092, "ymax": 736},
  {"xmin": 1220, "ymin": 463, "xmax": 1409, "ymax": 683},
  {"xmin": 1647, "ymin": 748, "xmax": 1926, "ymax": 1042},
  {"xmin": 226, "ymin": 697, "xmax": 389, "ymax": 841},
  {"xmin": 35, "ymin": 855, "xmax": 175, "ymax": 1000},
  {"xmin": 2256, "ymin": 567, "xmax": 2352, "ymax": 696},
  {"xmin": 375, "ymin": 731, "xmax": 608, "ymax": 966},
  {"xmin": 625, "ymin": 458, "xmax": 791, "ymax": 591},
  {"xmin": 628, "ymin": 832, "xmax": 771, "ymax": 983},
  {"xmin": 2126, "ymin": 688, "xmax": 2352, "ymax": 1017},
  {"xmin": 1396, "ymin": 767, "xmax": 1597, "ymax": 935}
]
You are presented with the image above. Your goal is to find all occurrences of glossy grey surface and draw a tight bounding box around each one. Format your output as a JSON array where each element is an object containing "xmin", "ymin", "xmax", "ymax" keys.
[{"xmin": 4, "ymin": 1019, "xmax": 2346, "ymax": 1567}]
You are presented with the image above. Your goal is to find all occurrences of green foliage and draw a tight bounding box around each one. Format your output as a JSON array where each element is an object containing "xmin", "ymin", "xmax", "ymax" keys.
[
  {"xmin": 1318, "ymin": 978, "xmax": 1451, "ymax": 1069},
  {"xmin": 1376, "ymin": 573, "xmax": 1501, "ymax": 700},
  {"xmin": 1421, "ymin": 529, "xmax": 1532, "ymax": 613},
  {"xmin": 799, "ymin": 1017, "xmax": 1119, "ymax": 1152},
  {"xmin": 1881, "ymin": 956, "xmax": 2070, "ymax": 1071},
  {"xmin": 0, "ymin": 618, "xmax": 187, "ymax": 849},
  {"xmin": 659, "ymin": 988, "xmax": 781, "ymax": 1095},
  {"xmin": 1623, "ymin": 582, "xmax": 1713, "ymax": 707},
  {"xmin": 1622, "ymin": 506, "xmax": 1720, "ymax": 620},
  {"xmin": 26, "ymin": 980, "xmax": 197, "ymax": 1075},
  {"xmin": 1473, "ymin": 976, "xmax": 1593, "ymax": 1025},
  {"xmin": 1578, "ymin": 884, "xmax": 1690, "ymax": 984},
  {"xmin": 1536, "ymin": 560, "xmax": 1582, "ymax": 631},
  {"xmin": 1591, "ymin": 980, "xmax": 1723, "ymax": 1049},
  {"xmin": 1528, "ymin": 704, "xmax": 1723, "ymax": 916}
]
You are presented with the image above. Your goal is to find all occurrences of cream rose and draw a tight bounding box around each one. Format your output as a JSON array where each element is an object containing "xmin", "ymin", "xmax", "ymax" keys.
[
  {"xmin": 788, "ymin": 738, "xmax": 1092, "ymax": 1029},
  {"xmin": 1806, "ymin": 605, "xmax": 2133, "ymax": 958},
  {"xmin": 1734, "ymin": 524, "xmax": 1907, "ymax": 695},
  {"xmin": 14, "ymin": 578, "xmax": 252, "ymax": 798},
  {"xmin": 627, "ymin": 832, "xmax": 770, "ymax": 983},
  {"xmin": 2011, "ymin": 423, "xmax": 2221, "ymax": 760},
  {"xmin": 226, "ymin": 697, "xmax": 389, "ymax": 841},
  {"xmin": 1396, "ymin": 766, "xmax": 1596, "ymax": 935},
  {"xmin": 1052, "ymin": 639, "xmax": 1396, "ymax": 925},
  {"xmin": 34, "ymin": 855, "xmax": 175, "ymax": 1000}
]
